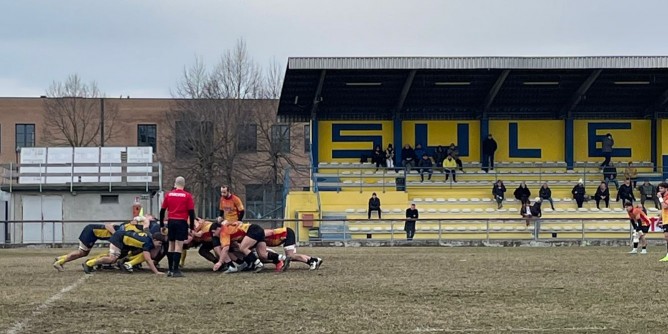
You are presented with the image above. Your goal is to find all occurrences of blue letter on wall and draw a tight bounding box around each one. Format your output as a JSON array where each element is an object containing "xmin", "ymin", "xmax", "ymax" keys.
[
  {"xmin": 414, "ymin": 123, "xmax": 469, "ymax": 156},
  {"xmin": 587, "ymin": 123, "xmax": 632, "ymax": 157},
  {"xmin": 331, "ymin": 124, "xmax": 383, "ymax": 159},
  {"xmin": 509, "ymin": 122, "xmax": 541, "ymax": 158}
]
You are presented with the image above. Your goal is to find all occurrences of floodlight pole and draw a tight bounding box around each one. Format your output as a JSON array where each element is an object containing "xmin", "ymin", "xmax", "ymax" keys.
[{"xmin": 100, "ymin": 98, "xmax": 105, "ymax": 147}]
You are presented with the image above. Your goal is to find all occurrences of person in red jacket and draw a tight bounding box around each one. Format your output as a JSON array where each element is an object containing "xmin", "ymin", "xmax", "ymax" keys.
[{"xmin": 159, "ymin": 176, "xmax": 196, "ymax": 278}]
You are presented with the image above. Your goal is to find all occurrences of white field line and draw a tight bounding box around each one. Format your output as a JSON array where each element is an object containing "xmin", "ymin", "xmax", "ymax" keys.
[
  {"xmin": 5, "ymin": 275, "xmax": 90, "ymax": 334},
  {"xmin": 413, "ymin": 327, "xmax": 610, "ymax": 333}
]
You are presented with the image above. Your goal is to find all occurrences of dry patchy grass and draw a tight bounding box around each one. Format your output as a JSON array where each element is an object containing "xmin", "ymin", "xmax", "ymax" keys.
[{"xmin": 1, "ymin": 246, "xmax": 668, "ymax": 333}]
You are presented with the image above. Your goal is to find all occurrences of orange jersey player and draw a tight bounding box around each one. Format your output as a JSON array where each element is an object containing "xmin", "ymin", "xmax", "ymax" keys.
[
  {"xmin": 183, "ymin": 219, "xmax": 221, "ymax": 265},
  {"xmin": 265, "ymin": 227, "xmax": 322, "ymax": 271},
  {"xmin": 218, "ymin": 186, "xmax": 245, "ymax": 222},
  {"xmin": 213, "ymin": 221, "xmax": 286, "ymax": 273},
  {"xmin": 626, "ymin": 202, "xmax": 650, "ymax": 254},
  {"xmin": 658, "ymin": 183, "xmax": 668, "ymax": 262}
]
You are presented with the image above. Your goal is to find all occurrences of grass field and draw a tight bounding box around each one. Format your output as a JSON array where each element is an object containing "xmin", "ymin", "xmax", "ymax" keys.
[{"xmin": 1, "ymin": 246, "xmax": 668, "ymax": 334}]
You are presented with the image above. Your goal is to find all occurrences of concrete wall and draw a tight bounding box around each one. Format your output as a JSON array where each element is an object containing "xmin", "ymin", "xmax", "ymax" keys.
[{"xmin": 8, "ymin": 191, "xmax": 159, "ymax": 244}]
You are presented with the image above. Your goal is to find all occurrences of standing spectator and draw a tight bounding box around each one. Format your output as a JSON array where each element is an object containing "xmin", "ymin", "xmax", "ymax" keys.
[
  {"xmin": 371, "ymin": 145, "xmax": 386, "ymax": 171},
  {"xmin": 482, "ymin": 134, "xmax": 498, "ymax": 173},
  {"xmin": 159, "ymin": 176, "xmax": 196, "ymax": 278},
  {"xmin": 624, "ymin": 161, "xmax": 638, "ymax": 189},
  {"xmin": 418, "ymin": 153, "xmax": 433, "ymax": 182},
  {"xmin": 638, "ymin": 180, "xmax": 660, "ymax": 210},
  {"xmin": 404, "ymin": 203, "xmax": 419, "ymax": 241},
  {"xmin": 447, "ymin": 143, "xmax": 464, "ymax": 172},
  {"xmin": 600, "ymin": 133, "xmax": 614, "ymax": 168},
  {"xmin": 401, "ymin": 144, "xmax": 417, "ymax": 171},
  {"xmin": 539, "ymin": 182, "xmax": 555, "ymax": 210},
  {"xmin": 414, "ymin": 144, "xmax": 426, "ymax": 160},
  {"xmin": 368, "ymin": 193, "xmax": 381, "ymax": 219},
  {"xmin": 594, "ymin": 181, "xmax": 610, "ymax": 209},
  {"xmin": 434, "ymin": 145, "xmax": 447, "ymax": 171},
  {"xmin": 443, "ymin": 154, "xmax": 457, "ymax": 182},
  {"xmin": 617, "ymin": 179, "xmax": 636, "ymax": 207},
  {"xmin": 514, "ymin": 181, "xmax": 531, "ymax": 205},
  {"xmin": 572, "ymin": 179, "xmax": 586, "ymax": 208},
  {"xmin": 492, "ymin": 180, "xmax": 506, "ymax": 209},
  {"xmin": 603, "ymin": 163, "xmax": 619, "ymax": 190},
  {"xmin": 218, "ymin": 185, "xmax": 245, "ymax": 223},
  {"xmin": 385, "ymin": 144, "xmax": 395, "ymax": 169}
]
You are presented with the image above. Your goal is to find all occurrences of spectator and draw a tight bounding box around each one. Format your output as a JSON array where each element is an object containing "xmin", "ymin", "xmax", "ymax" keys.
[
  {"xmin": 414, "ymin": 144, "xmax": 426, "ymax": 161},
  {"xmin": 418, "ymin": 153, "xmax": 433, "ymax": 182},
  {"xmin": 617, "ymin": 178, "xmax": 636, "ymax": 207},
  {"xmin": 401, "ymin": 144, "xmax": 417, "ymax": 171},
  {"xmin": 371, "ymin": 145, "xmax": 386, "ymax": 171},
  {"xmin": 624, "ymin": 161, "xmax": 638, "ymax": 189},
  {"xmin": 594, "ymin": 181, "xmax": 610, "ymax": 209},
  {"xmin": 482, "ymin": 134, "xmax": 498, "ymax": 173},
  {"xmin": 368, "ymin": 193, "xmax": 381, "ymax": 219},
  {"xmin": 539, "ymin": 182, "xmax": 555, "ymax": 210},
  {"xmin": 514, "ymin": 181, "xmax": 531, "ymax": 205},
  {"xmin": 447, "ymin": 143, "xmax": 464, "ymax": 172},
  {"xmin": 434, "ymin": 145, "xmax": 447, "ymax": 170},
  {"xmin": 404, "ymin": 203, "xmax": 419, "ymax": 241},
  {"xmin": 600, "ymin": 133, "xmax": 614, "ymax": 168},
  {"xmin": 492, "ymin": 180, "xmax": 506, "ymax": 209},
  {"xmin": 385, "ymin": 144, "xmax": 395, "ymax": 169},
  {"xmin": 521, "ymin": 200, "xmax": 542, "ymax": 227},
  {"xmin": 603, "ymin": 163, "xmax": 619, "ymax": 190},
  {"xmin": 572, "ymin": 179, "xmax": 586, "ymax": 208},
  {"xmin": 443, "ymin": 154, "xmax": 457, "ymax": 182},
  {"xmin": 638, "ymin": 180, "xmax": 660, "ymax": 210}
]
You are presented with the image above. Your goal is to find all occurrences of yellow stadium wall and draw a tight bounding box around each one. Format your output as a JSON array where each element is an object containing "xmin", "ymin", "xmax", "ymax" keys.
[
  {"xmin": 318, "ymin": 121, "xmax": 394, "ymax": 162},
  {"xmin": 488, "ymin": 120, "xmax": 564, "ymax": 162},
  {"xmin": 401, "ymin": 120, "xmax": 480, "ymax": 160},
  {"xmin": 573, "ymin": 120, "xmax": 650, "ymax": 162},
  {"xmin": 283, "ymin": 191, "xmax": 319, "ymax": 243}
]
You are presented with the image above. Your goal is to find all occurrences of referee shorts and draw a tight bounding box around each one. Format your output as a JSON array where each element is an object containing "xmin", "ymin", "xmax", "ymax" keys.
[{"xmin": 167, "ymin": 219, "xmax": 189, "ymax": 242}]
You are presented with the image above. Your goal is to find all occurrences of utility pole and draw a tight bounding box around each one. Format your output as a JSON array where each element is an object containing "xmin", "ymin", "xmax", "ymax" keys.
[{"xmin": 100, "ymin": 98, "xmax": 105, "ymax": 146}]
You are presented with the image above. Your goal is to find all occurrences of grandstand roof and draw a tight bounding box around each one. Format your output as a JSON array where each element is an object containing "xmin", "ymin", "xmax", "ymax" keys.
[{"xmin": 277, "ymin": 56, "xmax": 668, "ymax": 122}]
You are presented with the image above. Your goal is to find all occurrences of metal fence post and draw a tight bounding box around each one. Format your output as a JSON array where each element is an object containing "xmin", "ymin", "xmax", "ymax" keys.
[
  {"xmin": 438, "ymin": 219, "xmax": 442, "ymax": 244},
  {"xmin": 486, "ymin": 219, "xmax": 490, "ymax": 243},
  {"xmin": 581, "ymin": 219, "xmax": 585, "ymax": 243}
]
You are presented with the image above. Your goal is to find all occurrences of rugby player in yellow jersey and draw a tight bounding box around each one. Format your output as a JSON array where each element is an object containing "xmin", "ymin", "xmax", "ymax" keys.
[
  {"xmin": 82, "ymin": 230, "xmax": 166, "ymax": 275},
  {"xmin": 657, "ymin": 183, "xmax": 668, "ymax": 262},
  {"xmin": 264, "ymin": 227, "xmax": 322, "ymax": 271},
  {"xmin": 119, "ymin": 217, "xmax": 169, "ymax": 273}
]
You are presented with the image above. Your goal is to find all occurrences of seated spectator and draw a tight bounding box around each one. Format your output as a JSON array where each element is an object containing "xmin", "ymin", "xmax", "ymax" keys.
[
  {"xmin": 434, "ymin": 145, "xmax": 446, "ymax": 170},
  {"xmin": 371, "ymin": 145, "xmax": 386, "ymax": 171},
  {"xmin": 401, "ymin": 144, "xmax": 417, "ymax": 171},
  {"xmin": 572, "ymin": 179, "xmax": 586, "ymax": 208},
  {"xmin": 594, "ymin": 181, "xmax": 610, "ymax": 209},
  {"xmin": 514, "ymin": 181, "xmax": 531, "ymax": 205},
  {"xmin": 521, "ymin": 200, "xmax": 542, "ymax": 227},
  {"xmin": 414, "ymin": 144, "xmax": 426, "ymax": 160},
  {"xmin": 368, "ymin": 193, "xmax": 381, "ymax": 219},
  {"xmin": 638, "ymin": 180, "xmax": 660, "ymax": 210},
  {"xmin": 443, "ymin": 154, "xmax": 457, "ymax": 182},
  {"xmin": 624, "ymin": 161, "xmax": 638, "ymax": 189},
  {"xmin": 418, "ymin": 154, "xmax": 433, "ymax": 182},
  {"xmin": 492, "ymin": 180, "xmax": 506, "ymax": 209},
  {"xmin": 447, "ymin": 143, "xmax": 464, "ymax": 172},
  {"xmin": 617, "ymin": 178, "xmax": 636, "ymax": 207},
  {"xmin": 603, "ymin": 163, "xmax": 619, "ymax": 190},
  {"xmin": 539, "ymin": 182, "xmax": 555, "ymax": 210},
  {"xmin": 385, "ymin": 144, "xmax": 395, "ymax": 169}
]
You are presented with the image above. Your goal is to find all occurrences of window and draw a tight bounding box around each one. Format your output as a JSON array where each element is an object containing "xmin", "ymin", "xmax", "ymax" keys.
[
  {"xmin": 175, "ymin": 121, "xmax": 213, "ymax": 158},
  {"xmin": 15, "ymin": 124, "xmax": 35, "ymax": 148},
  {"xmin": 237, "ymin": 124, "xmax": 257, "ymax": 153},
  {"xmin": 244, "ymin": 184, "xmax": 284, "ymax": 219},
  {"xmin": 100, "ymin": 194, "xmax": 119, "ymax": 204},
  {"xmin": 271, "ymin": 124, "xmax": 290, "ymax": 153},
  {"xmin": 137, "ymin": 124, "xmax": 157, "ymax": 153},
  {"xmin": 304, "ymin": 124, "xmax": 310, "ymax": 153}
]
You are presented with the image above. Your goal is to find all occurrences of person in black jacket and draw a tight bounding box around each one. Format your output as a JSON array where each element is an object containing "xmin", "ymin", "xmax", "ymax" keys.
[
  {"xmin": 492, "ymin": 180, "xmax": 506, "ymax": 209},
  {"xmin": 572, "ymin": 180, "xmax": 586, "ymax": 208},
  {"xmin": 603, "ymin": 163, "xmax": 619, "ymax": 190},
  {"xmin": 594, "ymin": 181, "xmax": 610, "ymax": 209},
  {"xmin": 371, "ymin": 145, "xmax": 386, "ymax": 171},
  {"xmin": 417, "ymin": 154, "xmax": 433, "ymax": 182},
  {"xmin": 368, "ymin": 193, "xmax": 381, "ymax": 219},
  {"xmin": 521, "ymin": 200, "xmax": 542, "ymax": 227},
  {"xmin": 434, "ymin": 145, "xmax": 447, "ymax": 170},
  {"xmin": 482, "ymin": 134, "xmax": 498, "ymax": 173},
  {"xmin": 401, "ymin": 144, "xmax": 417, "ymax": 171},
  {"xmin": 617, "ymin": 178, "xmax": 636, "ymax": 207},
  {"xmin": 539, "ymin": 183, "xmax": 555, "ymax": 210},
  {"xmin": 404, "ymin": 203, "xmax": 419, "ymax": 241},
  {"xmin": 514, "ymin": 182, "xmax": 531, "ymax": 206}
]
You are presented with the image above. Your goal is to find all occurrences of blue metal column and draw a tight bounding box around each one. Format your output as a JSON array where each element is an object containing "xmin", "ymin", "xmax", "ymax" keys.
[
  {"xmin": 393, "ymin": 115, "xmax": 402, "ymax": 164},
  {"xmin": 565, "ymin": 118, "xmax": 574, "ymax": 170},
  {"xmin": 311, "ymin": 118, "xmax": 319, "ymax": 168},
  {"xmin": 651, "ymin": 117, "xmax": 658, "ymax": 172},
  {"xmin": 480, "ymin": 118, "xmax": 489, "ymax": 164}
]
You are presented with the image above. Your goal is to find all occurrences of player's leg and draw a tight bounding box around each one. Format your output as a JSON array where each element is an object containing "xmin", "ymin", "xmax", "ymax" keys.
[
  {"xmin": 170, "ymin": 221, "xmax": 188, "ymax": 277},
  {"xmin": 630, "ymin": 220, "xmax": 641, "ymax": 253},
  {"xmin": 661, "ymin": 230, "xmax": 668, "ymax": 262},
  {"xmin": 82, "ymin": 244, "xmax": 121, "ymax": 274},
  {"xmin": 639, "ymin": 226, "xmax": 649, "ymax": 254},
  {"xmin": 238, "ymin": 225, "xmax": 265, "ymax": 272},
  {"xmin": 53, "ymin": 242, "xmax": 91, "ymax": 271},
  {"xmin": 198, "ymin": 242, "xmax": 218, "ymax": 264}
]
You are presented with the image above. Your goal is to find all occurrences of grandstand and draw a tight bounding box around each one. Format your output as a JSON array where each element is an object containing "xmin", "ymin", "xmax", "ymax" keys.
[{"xmin": 278, "ymin": 56, "xmax": 668, "ymax": 244}]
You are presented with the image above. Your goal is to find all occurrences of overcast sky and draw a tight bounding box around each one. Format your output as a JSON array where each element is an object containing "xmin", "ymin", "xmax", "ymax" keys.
[{"xmin": 2, "ymin": 0, "xmax": 667, "ymax": 98}]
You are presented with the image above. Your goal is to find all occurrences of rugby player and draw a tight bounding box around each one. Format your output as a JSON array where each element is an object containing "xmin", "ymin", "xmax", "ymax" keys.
[
  {"xmin": 658, "ymin": 183, "xmax": 668, "ymax": 262},
  {"xmin": 82, "ymin": 230, "xmax": 166, "ymax": 275},
  {"xmin": 264, "ymin": 227, "xmax": 323, "ymax": 271},
  {"xmin": 626, "ymin": 202, "xmax": 651, "ymax": 254},
  {"xmin": 212, "ymin": 221, "xmax": 285, "ymax": 273}
]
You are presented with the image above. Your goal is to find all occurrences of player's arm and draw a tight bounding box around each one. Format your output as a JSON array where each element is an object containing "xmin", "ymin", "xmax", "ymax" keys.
[
  {"xmin": 104, "ymin": 223, "xmax": 117, "ymax": 234},
  {"xmin": 236, "ymin": 197, "xmax": 245, "ymax": 221},
  {"xmin": 159, "ymin": 208, "xmax": 166, "ymax": 228},
  {"xmin": 142, "ymin": 251, "xmax": 163, "ymax": 275},
  {"xmin": 187, "ymin": 193, "xmax": 196, "ymax": 230}
]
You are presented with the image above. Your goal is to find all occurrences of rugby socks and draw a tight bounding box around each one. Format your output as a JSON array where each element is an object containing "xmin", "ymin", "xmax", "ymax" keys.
[
  {"xmin": 180, "ymin": 250, "xmax": 187, "ymax": 266},
  {"xmin": 633, "ymin": 242, "xmax": 639, "ymax": 249},
  {"xmin": 234, "ymin": 258, "xmax": 245, "ymax": 265},
  {"xmin": 85, "ymin": 258, "xmax": 97, "ymax": 267},
  {"xmin": 243, "ymin": 252, "xmax": 258, "ymax": 266},
  {"xmin": 267, "ymin": 251, "xmax": 280, "ymax": 264},
  {"xmin": 55, "ymin": 255, "xmax": 67, "ymax": 265},
  {"xmin": 167, "ymin": 252, "xmax": 174, "ymax": 271},
  {"xmin": 172, "ymin": 252, "xmax": 181, "ymax": 272}
]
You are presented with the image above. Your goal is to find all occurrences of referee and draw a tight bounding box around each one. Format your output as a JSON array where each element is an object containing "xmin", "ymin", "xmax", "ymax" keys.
[{"xmin": 160, "ymin": 176, "xmax": 196, "ymax": 278}]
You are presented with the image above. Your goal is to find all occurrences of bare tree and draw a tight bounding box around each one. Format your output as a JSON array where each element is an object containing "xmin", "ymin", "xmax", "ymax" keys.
[{"xmin": 42, "ymin": 74, "xmax": 119, "ymax": 147}]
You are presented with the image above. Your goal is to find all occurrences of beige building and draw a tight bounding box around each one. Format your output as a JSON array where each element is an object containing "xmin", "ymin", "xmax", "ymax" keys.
[{"xmin": 0, "ymin": 97, "xmax": 311, "ymax": 220}]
